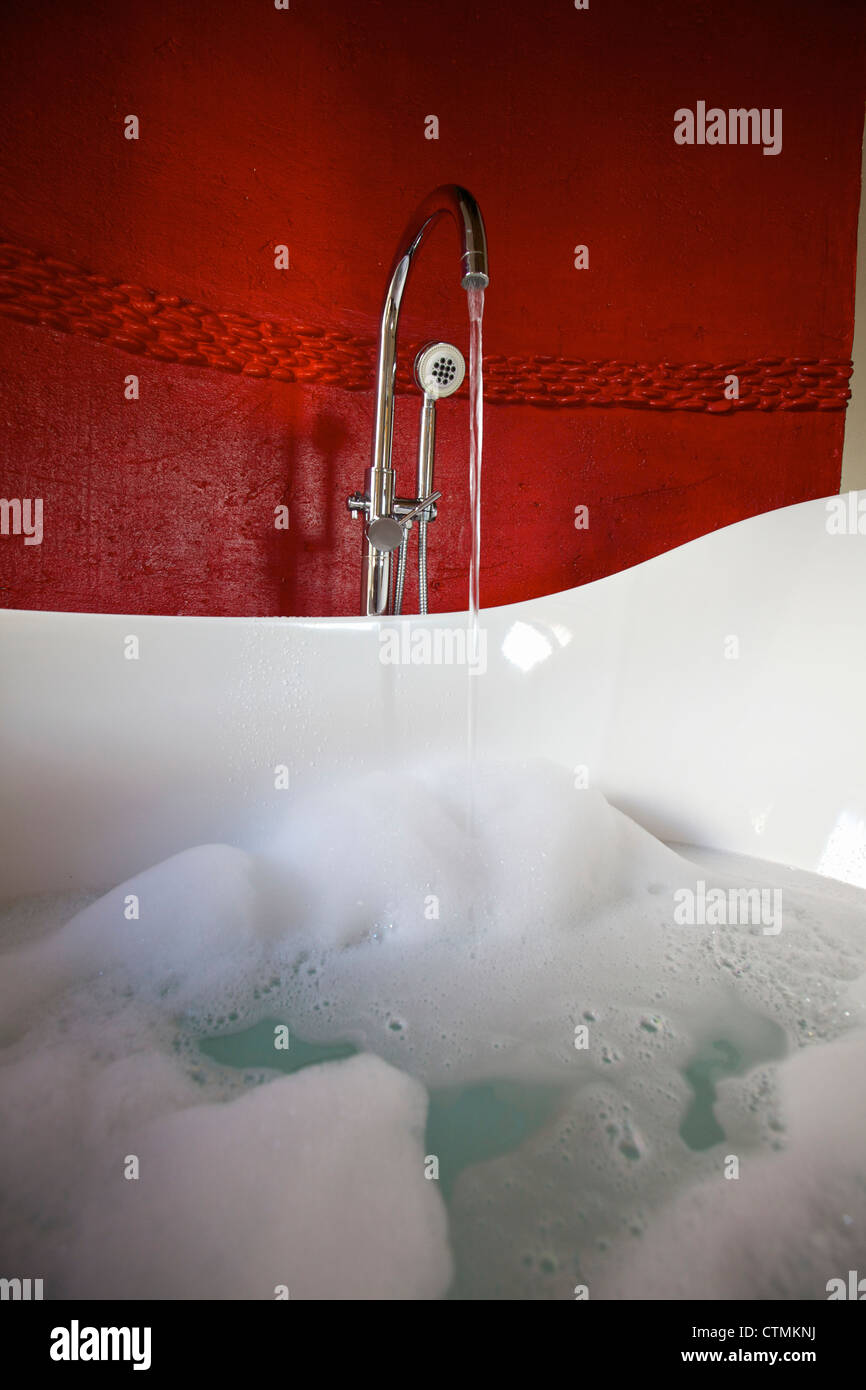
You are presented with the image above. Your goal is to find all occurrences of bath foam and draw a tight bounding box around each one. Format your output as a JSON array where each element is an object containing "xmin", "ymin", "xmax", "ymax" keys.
[
  {"xmin": 247, "ymin": 760, "xmax": 866, "ymax": 1093},
  {"xmin": 445, "ymin": 1041, "xmax": 792, "ymax": 1300},
  {"xmin": 0, "ymin": 849, "xmax": 451, "ymax": 1300},
  {"xmin": 63, "ymin": 1054, "xmax": 451, "ymax": 1301},
  {"xmin": 584, "ymin": 1029, "xmax": 866, "ymax": 1300},
  {"xmin": 0, "ymin": 1039, "xmax": 206, "ymax": 1278},
  {"xmin": 1, "ymin": 757, "xmax": 865, "ymax": 1300},
  {"xmin": 0, "ymin": 844, "xmax": 263, "ymax": 1043},
  {"xmin": 246, "ymin": 760, "xmax": 716, "ymax": 1089}
]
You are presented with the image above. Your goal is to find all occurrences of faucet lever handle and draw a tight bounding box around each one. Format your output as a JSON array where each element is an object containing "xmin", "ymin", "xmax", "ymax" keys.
[{"xmin": 400, "ymin": 491, "xmax": 441, "ymax": 523}]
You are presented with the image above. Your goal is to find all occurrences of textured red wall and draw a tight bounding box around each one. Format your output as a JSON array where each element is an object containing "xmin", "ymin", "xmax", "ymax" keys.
[{"xmin": 0, "ymin": 0, "xmax": 863, "ymax": 617}]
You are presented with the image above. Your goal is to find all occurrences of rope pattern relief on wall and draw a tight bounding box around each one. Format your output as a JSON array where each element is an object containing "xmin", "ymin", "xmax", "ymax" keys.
[{"xmin": 0, "ymin": 240, "xmax": 853, "ymax": 413}]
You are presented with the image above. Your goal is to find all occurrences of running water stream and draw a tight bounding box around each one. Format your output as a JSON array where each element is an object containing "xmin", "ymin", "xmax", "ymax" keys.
[
  {"xmin": 466, "ymin": 286, "xmax": 484, "ymax": 833},
  {"xmin": 467, "ymin": 287, "xmax": 484, "ymax": 641}
]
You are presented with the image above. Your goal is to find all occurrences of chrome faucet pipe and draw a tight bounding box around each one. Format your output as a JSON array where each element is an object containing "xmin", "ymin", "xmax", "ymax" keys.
[
  {"xmin": 416, "ymin": 393, "xmax": 436, "ymax": 504},
  {"xmin": 360, "ymin": 185, "xmax": 489, "ymax": 616}
]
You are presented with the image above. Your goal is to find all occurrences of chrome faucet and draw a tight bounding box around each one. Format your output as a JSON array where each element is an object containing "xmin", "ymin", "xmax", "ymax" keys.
[{"xmin": 347, "ymin": 185, "xmax": 489, "ymax": 616}]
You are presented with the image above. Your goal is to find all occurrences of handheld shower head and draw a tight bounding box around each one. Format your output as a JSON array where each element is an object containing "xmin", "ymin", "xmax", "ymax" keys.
[
  {"xmin": 412, "ymin": 341, "xmax": 465, "ymax": 605},
  {"xmin": 414, "ymin": 342, "xmax": 466, "ymax": 400}
]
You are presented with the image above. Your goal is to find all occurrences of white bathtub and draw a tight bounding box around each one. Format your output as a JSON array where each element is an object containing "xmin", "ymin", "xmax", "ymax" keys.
[{"xmin": 2, "ymin": 494, "xmax": 864, "ymax": 899}]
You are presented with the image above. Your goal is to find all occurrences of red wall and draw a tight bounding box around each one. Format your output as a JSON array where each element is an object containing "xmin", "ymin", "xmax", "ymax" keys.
[{"xmin": 0, "ymin": 0, "xmax": 863, "ymax": 617}]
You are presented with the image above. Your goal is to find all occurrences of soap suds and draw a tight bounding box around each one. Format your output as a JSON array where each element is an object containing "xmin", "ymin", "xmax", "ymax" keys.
[
  {"xmin": 68, "ymin": 1053, "xmax": 451, "ymax": 1301},
  {"xmin": 586, "ymin": 1030, "xmax": 866, "ymax": 1300},
  {"xmin": 0, "ymin": 758, "xmax": 864, "ymax": 1299}
]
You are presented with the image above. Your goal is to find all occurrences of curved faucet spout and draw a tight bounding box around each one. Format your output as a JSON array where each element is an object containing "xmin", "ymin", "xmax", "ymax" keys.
[
  {"xmin": 362, "ymin": 185, "xmax": 489, "ymax": 616},
  {"xmin": 393, "ymin": 184, "xmax": 490, "ymax": 293}
]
